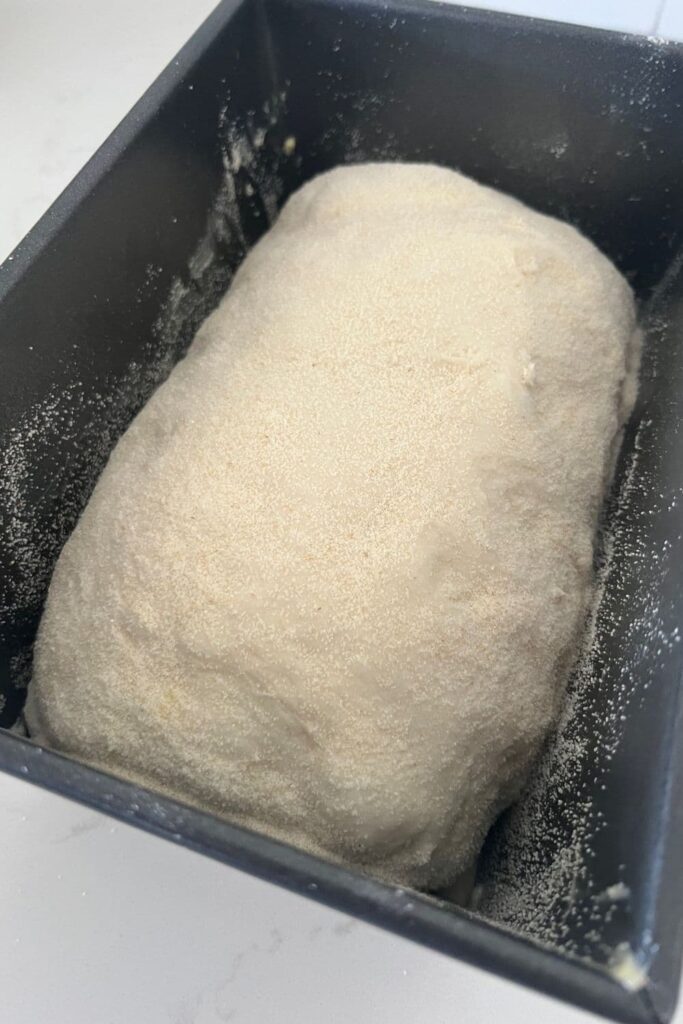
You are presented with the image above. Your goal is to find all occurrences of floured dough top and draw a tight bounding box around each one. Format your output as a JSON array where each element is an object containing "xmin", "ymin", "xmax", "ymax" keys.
[{"xmin": 27, "ymin": 163, "xmax": 639, "ymax": 889}]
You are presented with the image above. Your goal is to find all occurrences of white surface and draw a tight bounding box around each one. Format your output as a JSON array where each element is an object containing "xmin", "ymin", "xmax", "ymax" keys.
[
  {"xmin": 1, "ymin": 1, "xmax": 682, "ymax": 1022},
  {"xmin": 660, "ymin": 0, "xmax": 683, "ymax": 39},
  {"xmin": 453, "ymin": 0, "xmax": 661, "ymax": 35},
  {"xmin": 0, "ymin": 772, "xmax": 610, "ymax": 1024},
  {"xmin": 0, "ymin": 0, "xmax": 218, "ymax": 262}
]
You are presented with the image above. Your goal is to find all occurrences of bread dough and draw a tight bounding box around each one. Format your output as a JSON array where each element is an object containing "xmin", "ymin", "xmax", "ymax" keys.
[{"xmin": 26, "ymin": 164, "xmax": 639, "ymax": 889}]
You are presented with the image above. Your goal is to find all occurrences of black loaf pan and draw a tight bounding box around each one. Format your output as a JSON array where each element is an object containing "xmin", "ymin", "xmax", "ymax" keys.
[{"xmin": 1, "ymin": 1, "xmax": 682, "ymax": 1020}]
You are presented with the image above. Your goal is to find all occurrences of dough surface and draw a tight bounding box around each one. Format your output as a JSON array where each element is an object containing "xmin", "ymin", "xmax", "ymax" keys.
[{"xmin": 27, "ymin": 164, "xmax": 639, "ymax": 889}]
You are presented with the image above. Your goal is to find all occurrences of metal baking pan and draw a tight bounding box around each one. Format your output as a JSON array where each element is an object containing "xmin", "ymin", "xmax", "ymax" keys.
[{"xmin": 1, "ymin": 1, "xmax": 682, "ymax": 1020}]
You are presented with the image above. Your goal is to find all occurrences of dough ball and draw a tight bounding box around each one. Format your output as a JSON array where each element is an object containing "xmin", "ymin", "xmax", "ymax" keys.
[{"xmin": 26, "ymin": 164, "xmax": 639, "ymax": 889}]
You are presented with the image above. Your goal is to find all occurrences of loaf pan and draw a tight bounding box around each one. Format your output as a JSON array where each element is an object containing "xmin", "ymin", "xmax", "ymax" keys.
[{"xmin": 1, "ymin": 1, "xmax": 682, "ymax": 1020}]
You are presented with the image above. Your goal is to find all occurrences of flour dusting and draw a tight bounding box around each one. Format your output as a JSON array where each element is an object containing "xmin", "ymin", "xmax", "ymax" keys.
[{"xmin": 477, "ymin": 254, "xmax": 683, "ymax": 973}]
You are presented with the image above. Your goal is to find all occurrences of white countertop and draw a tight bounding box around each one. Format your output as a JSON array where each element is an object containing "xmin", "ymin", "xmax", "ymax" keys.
[{"xmin": 1, "ymin": 2, "xmax": 682, "ymax": 1022}]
